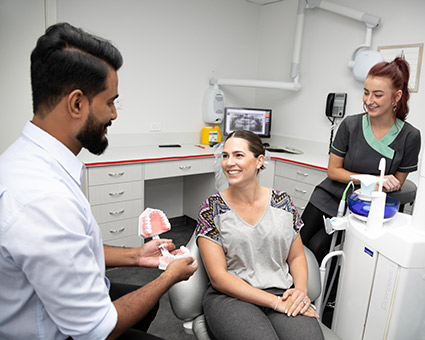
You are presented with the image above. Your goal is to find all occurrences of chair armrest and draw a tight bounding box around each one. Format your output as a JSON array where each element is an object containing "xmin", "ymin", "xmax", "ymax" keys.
[
  {"xmin": 304, "ymin": 246, "xmax": 321, "ymax": 302},
  {"xmin": 168, "ymin": 232, "xmax": 210, "ymax": 321}
]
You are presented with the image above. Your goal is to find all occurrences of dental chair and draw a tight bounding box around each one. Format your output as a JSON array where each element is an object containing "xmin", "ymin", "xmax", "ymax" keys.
[{"xmin": 168, "ymin": 231, "xmax": 342, "ymax": 340}]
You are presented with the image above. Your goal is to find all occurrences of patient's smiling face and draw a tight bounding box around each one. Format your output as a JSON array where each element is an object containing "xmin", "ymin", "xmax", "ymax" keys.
[{"xmin": 221, "ymin": 137, "xmax": 262, "ymax": 187}]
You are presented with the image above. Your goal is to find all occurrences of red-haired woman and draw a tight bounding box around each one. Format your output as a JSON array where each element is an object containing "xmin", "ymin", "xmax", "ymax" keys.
[{"xmin": 301, "ymin": 57, "xmax": 421, "ymax": 263}]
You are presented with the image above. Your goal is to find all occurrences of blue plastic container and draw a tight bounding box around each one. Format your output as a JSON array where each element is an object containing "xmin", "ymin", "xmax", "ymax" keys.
[{"xmin": 347, "ymin": 192, "xmax": 400, "ymax": 219}]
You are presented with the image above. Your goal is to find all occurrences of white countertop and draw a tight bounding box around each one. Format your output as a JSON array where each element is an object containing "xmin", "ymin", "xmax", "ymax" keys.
[{"xmin": 77, "ymin": 134, "xmax": 330, "ymax": 170}]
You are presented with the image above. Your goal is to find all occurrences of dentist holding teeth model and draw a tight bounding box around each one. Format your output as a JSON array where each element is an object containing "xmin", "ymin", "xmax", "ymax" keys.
[{"xmin": 301, "ymin": 57, "xmax": 421, "ymax": 263}]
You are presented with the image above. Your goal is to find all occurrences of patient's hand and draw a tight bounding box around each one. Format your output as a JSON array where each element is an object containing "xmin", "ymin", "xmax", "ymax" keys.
[{"xmin": 277, "ymin": 288, "xmax": 319, "ymax": 318}]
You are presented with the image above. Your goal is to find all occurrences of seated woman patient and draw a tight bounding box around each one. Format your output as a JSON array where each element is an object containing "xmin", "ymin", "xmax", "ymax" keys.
[{"xmin": 195, "ymin": 130, "xmax": 324, "ymax": 340}]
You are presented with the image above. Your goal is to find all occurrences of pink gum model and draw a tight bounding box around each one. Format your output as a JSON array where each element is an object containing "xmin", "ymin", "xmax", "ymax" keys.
[{"xmin": 138, "ymin": 208, "xmax": 171, "ymax": 239}]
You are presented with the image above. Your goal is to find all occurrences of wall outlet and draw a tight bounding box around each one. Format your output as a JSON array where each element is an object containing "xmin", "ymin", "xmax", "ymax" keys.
[{"xmin": 150, "ymin": 122, "xmax": 161, "ymax": 132}]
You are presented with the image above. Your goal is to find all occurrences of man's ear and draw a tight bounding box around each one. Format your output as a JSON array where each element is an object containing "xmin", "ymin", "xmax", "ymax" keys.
[{"xmin": 67, "ymin": 89, "xmax": 86, "ymax": 119}]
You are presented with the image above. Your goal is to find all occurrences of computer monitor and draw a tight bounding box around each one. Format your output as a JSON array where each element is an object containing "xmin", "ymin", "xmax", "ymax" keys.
[{"xmin": 223, "ymin": 107, "xmax": 272, "ymax": 138}]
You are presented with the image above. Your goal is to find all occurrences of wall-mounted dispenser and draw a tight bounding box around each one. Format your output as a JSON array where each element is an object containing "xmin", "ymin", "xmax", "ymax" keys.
[{"xmin": 202, "ymin": 83, "xmax": 225, "ymax": 124}]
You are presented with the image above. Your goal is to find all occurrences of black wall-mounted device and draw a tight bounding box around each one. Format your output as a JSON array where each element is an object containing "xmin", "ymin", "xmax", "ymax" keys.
[{"xmin": 326, "ymin": 93, "xmax": 347, "ymax": 118}]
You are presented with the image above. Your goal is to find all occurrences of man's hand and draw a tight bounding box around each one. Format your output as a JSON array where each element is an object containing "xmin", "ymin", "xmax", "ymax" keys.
[
  {"xmin": 137, "ymin": 238, "xmax": 176, "ymax": 267},
  {"xmin": 162, "ymin": 256, "xmax": 198, "ymax": 283}
]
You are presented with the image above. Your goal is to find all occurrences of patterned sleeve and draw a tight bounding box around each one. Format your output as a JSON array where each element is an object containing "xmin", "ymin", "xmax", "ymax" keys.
[
  {"xmin": 195, "ymin": 193, "xmax": 230, "ymax": 245},
  {"xmin": 270, "ymin": 189, "xmax": 303, "ymax": 233}
]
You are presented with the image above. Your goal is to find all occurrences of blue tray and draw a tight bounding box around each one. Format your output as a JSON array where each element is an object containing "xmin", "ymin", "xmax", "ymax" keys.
[{"xmin": 347, "ymin": 192, "xmax": 400, "ymax": 219}]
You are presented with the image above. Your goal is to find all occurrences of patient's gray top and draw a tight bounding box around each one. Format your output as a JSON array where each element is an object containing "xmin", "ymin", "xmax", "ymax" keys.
[{"xmin": 196, "ymin": 189, "xmax": 303, "ymax": 290}]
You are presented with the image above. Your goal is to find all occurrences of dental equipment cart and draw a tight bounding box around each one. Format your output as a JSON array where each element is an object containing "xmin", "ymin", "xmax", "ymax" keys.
[{"xmin": 332, "ymin": 211, "xmax": 425, "ymax": 340}]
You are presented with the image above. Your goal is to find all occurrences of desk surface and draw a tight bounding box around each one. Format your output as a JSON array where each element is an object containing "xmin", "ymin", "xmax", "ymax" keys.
[{"xmin": 78, "ymin": 136, "xmax": 329, "ymax": 170}]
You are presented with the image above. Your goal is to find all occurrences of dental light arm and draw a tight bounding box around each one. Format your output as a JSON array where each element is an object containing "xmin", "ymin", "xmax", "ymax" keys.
[
  {"xmin": 211, "ymin": 0, "xmax": 381, "ymax": 91},
  {"xmin": 305, "ymin": 0, "xmax": 381, "ymax": 71},
  {"xmin": 305, "ymin": 0, "xmax": 380, "ymax": 28}
]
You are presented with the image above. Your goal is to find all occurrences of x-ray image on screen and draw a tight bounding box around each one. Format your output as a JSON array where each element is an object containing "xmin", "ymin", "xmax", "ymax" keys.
[
  {"xmin": 224, "ymin": 108, "xmax": 272, "ymax": 138},
  {"xmin": 228, "ymin": 113, "xmax": 264, "ymax": 135}
]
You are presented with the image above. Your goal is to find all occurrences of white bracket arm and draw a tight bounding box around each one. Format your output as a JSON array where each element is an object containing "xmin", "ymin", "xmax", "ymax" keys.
[
  {"xmin": 210, "ymin": 77, "xmax": 302, "ymax": 91},
  {"xmin": 306, "ymin": 0, "xmax": 380, "ymax": 28},
  {"xmin": 211, "ymin": 0, "xmax": 381, "ymax": 91},
  {"xmin": 306, "ymin": 0, "xmax": 381, "ymax": 69}
]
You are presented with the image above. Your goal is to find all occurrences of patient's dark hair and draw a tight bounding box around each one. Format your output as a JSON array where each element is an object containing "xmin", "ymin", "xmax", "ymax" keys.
[
  {"xmin": 226, "ymin": 130, "xmax": 266, "ymax": 171},
  {"xmin": 367, "ymin": 57, "xmax": 410, "ymax": 121},
  {"xmin": 31, "ymin": 22, "xmax": 123, "ymax": 115}
]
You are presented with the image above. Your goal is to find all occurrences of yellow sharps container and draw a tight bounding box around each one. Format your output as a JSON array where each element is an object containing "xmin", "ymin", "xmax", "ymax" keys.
[{"xmin": 201, "ymin": 126, "xmax": 222, "ymax": 145}]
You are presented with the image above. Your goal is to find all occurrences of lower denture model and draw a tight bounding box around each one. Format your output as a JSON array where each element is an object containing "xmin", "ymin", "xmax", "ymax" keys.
[{"xmin": 139, "ymin": 208, "xmax": 191, "ymax": 270}]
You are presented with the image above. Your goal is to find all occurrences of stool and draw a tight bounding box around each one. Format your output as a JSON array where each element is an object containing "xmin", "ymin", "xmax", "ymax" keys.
[{"xmin": 387, "ymin": 179, "xmax": 417, "ymax": 213}]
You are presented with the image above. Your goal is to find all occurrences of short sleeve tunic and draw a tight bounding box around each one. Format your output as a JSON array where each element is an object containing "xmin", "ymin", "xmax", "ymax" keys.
[
  {"xmin": 310, "ymin": 113, "xmax": 421, "ymax": 216},
  {"xmin": 195, "ymin": 189, "xmax": 303, "ymax": 290}
]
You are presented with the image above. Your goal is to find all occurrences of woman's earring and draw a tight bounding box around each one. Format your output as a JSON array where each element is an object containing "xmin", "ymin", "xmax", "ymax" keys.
[
  {"xmin": 363, "ymin": 103, "xmax": 368, "ymax": 113},
  {"xmin": 392, "ymin": 102, "xmax": 397, "ymax": 112}
]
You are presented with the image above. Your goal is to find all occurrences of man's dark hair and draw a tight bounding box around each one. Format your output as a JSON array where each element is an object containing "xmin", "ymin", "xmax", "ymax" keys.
[{"xmin": 30, "ymin": 22, "xmax": 123, "ymax": 115}]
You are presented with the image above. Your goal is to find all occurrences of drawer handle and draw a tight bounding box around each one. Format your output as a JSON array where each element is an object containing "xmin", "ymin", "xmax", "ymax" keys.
[
  {"xmin": 109, "ymin": 191, "xmax": 125, "ymax": 197},
  {"xmin": 295, "ymin": 188, "xmax": 307, "ymax": 194},
  {"xmin": 179, "ymin": 165, "xmax": 192, "ymax": 170},
  {"xmin": 110, "ymin": 227, "xmax": 125, "ymax": 234},
  {"xmin": 108, "ymin": 171, "xmax": 125, "ymax": 177},
  {"xmin": 109, "ymin": 209, "xmax": 125, "ymax": 216},
  {"xmin": 296, "ymin": 171, "xmax": 309, "ymax": 177}
]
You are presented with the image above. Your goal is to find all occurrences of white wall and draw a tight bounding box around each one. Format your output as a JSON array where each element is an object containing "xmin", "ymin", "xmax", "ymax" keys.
[
  {"xmin": 1, "ymin": 0, "xmax": 424, "ymax": 154},
  {"xmin": 56, "ymin": 0, "xmax": 261, "ymax": 137},
  {"xmin": 0, "ymin": 0, "xmax": 45, "ymax": 153},
  {"xmin": 256, "ymin": 0, "xmax": 425, "ymax": 144}
]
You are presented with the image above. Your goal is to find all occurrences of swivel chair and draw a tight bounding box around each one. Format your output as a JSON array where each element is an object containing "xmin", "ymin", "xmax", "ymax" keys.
[
  {"xmin": 387, "ymin": 179, "xmax": 417, "ymax": 213},
  {"xmin": 168, "ymin": 231, "xmax": 342, "ymax": 340}
]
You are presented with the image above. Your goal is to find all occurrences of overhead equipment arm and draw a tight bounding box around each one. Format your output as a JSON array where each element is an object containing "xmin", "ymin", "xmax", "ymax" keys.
[{"xmin": 211, "ymin": 0, "xmax": 381, "ymax": 91}]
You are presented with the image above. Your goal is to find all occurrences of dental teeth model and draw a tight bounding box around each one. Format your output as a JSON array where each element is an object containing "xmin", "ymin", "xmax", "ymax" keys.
[
  {"xmin": 158, "ymin": 245, "xmax": 191, "ymax": 271},
  {"xmin": 138, "ymin": 208, "xmax": 192, "ymax": 270},
  {"xmin": 139, "ymin": 208, "xmax": 171, "ymax": 238}
]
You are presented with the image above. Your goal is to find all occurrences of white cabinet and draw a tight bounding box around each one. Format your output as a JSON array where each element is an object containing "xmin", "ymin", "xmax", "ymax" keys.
[
  {"xmin": 144, "ymin": 157, "xmax": 214, "ymax": 180},
  {"xmin": 274, "ymin": 161, "xmax": 327, "ymax": 214},
  {"xmin": 144, "ymin": 157, "xmax": 216, "ymax": 219},
  {"xmin": 82, "ymin": 157, "xmax": 216, "ymax": 246},
  {"xmin": 82, "ymin": 163, "xmax": 144, "ymax": 247}
]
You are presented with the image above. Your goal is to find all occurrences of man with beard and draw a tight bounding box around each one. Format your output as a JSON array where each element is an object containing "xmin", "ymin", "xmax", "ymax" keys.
[{"xmin": 0, "ymin": 23, "xmax": 197, "ymax": 340}]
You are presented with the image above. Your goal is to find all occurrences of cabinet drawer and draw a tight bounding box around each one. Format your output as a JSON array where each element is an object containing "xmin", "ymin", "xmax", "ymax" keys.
[
  {"xmin": 103, "ymin": 235, "xmax": 143, "ymax": 248},
  {"xmin": 99, "ymin": 217, "xmax": 139, "ymax": 241},
  {"xmin": 88, "ymin": 163, "xmax": 143, "ymax": 186},
  {"xmin": 274, "ymin": 176, "xmax": 315, "ymax": 201},
  {"xmin": 89, "ymin": 182, "xmax": 142, "ymax": 205},
  {"xmin": 275, "ymin": 162, "xmax": 326, "ymax": 186},
  {"xmin": 144, "ymin": 158, "xmax": 214, "ymax": 180},
  {"xmin": 91, "ymin": 199, "xmax": 142, "ymax": 224}
]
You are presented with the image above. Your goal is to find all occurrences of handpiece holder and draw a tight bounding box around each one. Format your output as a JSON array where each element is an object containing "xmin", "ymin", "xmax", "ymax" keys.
[{"xmin": 366, "ymin": 191, "xmax": 387, "ymax": 235}]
